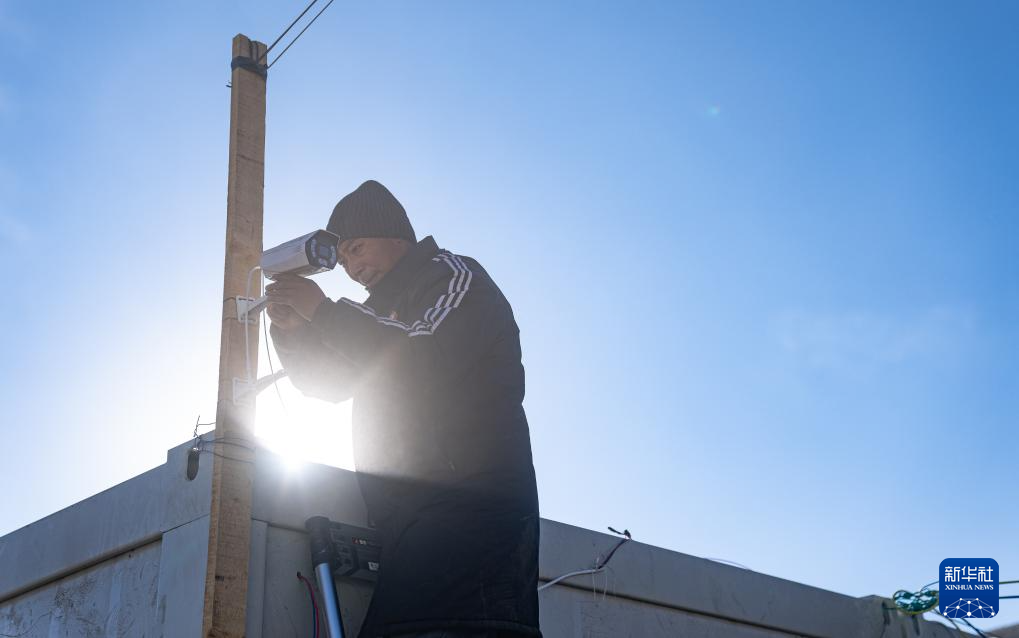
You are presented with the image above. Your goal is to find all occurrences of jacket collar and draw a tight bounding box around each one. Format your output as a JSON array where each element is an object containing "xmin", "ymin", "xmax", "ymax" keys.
[{"xmin": 365, "ymin": 236, "xmax": 440, "ymax": 313}]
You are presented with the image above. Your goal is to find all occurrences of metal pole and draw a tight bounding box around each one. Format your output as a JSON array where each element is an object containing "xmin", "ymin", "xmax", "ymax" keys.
[
  {"xmin": 315, "ymin": 562, "xmax": 345, "ymax": 638},
  {"xmin": 307, "ymin": 516, "xmax": 345, "ymax": 638}
]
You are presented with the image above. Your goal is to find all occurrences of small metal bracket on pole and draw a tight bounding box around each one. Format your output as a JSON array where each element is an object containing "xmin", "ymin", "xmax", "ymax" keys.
[
  {"xmin": 233, "ymin": 370, "xmax": 288, "ymax": 406},
  {"xmin": 232, "ymin": 378, "xmax": 255, "ymax": 407},
  {"xmin": 234, "ymin": 295, "xmax": 270, "ymax": 324}
]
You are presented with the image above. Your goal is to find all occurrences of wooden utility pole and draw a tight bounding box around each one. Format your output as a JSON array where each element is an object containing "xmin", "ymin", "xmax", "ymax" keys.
[{"xmin": 202, "ymin": 34, "xmax": 267, "ymax": 637}]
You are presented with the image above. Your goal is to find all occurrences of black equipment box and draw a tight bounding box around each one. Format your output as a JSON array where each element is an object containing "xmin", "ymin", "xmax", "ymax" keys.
[{"xmin": 306, "ymin": 516, "xmax": 382, "ymax": 582}]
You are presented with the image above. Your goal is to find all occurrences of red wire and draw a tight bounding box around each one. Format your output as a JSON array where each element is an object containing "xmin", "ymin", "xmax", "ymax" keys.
[{"xmin": 297, "ymin": 572, "xmax": 320, "ymax": 638}]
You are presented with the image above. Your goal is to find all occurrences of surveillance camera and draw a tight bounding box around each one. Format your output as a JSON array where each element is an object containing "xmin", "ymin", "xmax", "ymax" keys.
[
  {"xmin": 234, "ymin": 229, "xmax": 340, "ymax": 323},
  {"xmin": 261, "ymin": 229, "xmax": 340, "ymax": 279}
]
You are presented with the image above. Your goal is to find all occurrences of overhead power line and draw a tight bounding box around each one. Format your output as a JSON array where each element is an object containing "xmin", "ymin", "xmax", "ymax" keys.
[
  {"xmin": 258, "ymin": 0, "xmax": 321, "ymax": 64},
  {"xmin": 267, "ymin": 0, "xmax": 337, "ymax": 70},
  {"xmin": 226, "ymin": 1, "xmax": 335, "ymax": 86}
]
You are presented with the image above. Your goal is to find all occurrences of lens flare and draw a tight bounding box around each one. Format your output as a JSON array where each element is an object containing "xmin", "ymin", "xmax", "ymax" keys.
[{"xmin": 255, "ymin": 376, "xmax": 355, "ymax": 471}]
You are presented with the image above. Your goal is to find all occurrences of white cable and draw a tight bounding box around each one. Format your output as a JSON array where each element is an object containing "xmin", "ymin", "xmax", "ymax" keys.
[
  {"xmin": 703, "ymin": 557, "xmax": 753, "ymax": 571},
  {"xmin": 244, "ymin": 265, "xmax": 263, "ymax": 382},
  {"xmin": 537, "ymin": 568, "xmax": 605, "ymax": 592},
  {"xmin": 600, "ymin": 566, "xmax": 613, "ymax": 602},
  {"xmin": 539, "ymin": 529, "xmax": 632, "ymax": 593}
]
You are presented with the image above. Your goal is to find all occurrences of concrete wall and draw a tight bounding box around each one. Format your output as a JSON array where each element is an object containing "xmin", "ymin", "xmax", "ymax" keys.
[
  {"xmin": 0, "ymin": 541, "xmax": 162, "ymax": 636},
  {"xmin": 0, "ymin": 441, "xmax": 209, "ymax": 637},
  {"xmin": 0, "ymin": 440, "xmax": 973, "ymax": 637}
]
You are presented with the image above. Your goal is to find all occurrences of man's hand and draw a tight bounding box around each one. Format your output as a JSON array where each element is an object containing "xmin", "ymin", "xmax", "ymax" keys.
[
  {"xmin": 265, "ymin": 274, "xmax": 327, "ymax": 322},
  {"xmin": 266, "ymin": 302, "xmax": 309, "ymax": 330}
]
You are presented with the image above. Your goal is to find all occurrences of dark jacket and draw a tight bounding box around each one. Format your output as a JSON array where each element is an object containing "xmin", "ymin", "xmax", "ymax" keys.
[{"xmin": 271, "ymin": 236, "xmax": 541, "ymax": 638}]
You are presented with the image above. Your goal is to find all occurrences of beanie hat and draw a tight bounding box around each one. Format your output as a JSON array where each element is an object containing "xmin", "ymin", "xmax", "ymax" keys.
[{"xmin": 327, "ymin": 180, "xmax": 416, "ymax": 245}]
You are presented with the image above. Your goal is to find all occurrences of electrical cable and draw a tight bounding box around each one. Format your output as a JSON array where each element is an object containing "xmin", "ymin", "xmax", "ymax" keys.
[
  {"xmin": 538, "ymin": 527, "xmax": 631, "ymax": 592},
  {"xmin": 961, "ymin": 618, "xmax": 990, "ymax": 638},
  {"xmin": 932, "ymin": 610, "xmax": 965, "ymax": 636},
  {"xmin": 199, "ymin": 449, "xmax": 255, "ymax": 465},
  {"xmin": 703, "ymin": 557, "xmax": 753, "ymax": 570},
  {"xmin": 191, "ymin": 414, "xmax": 216, "ymax": 446},
  {"xmin": 202, "ymin": 437, "xmax": 257, "ymax": 451},
  {"xmin": 297, "ymin": 571, "xmax": 320, "ymax": 638},
  {"xmin": 538, "ymin": 567, "xmax": 603, "ymax": 592},
  {"xmin": 268, "ymin": 0, "xmax": 336, "ymax": 69},
  {"xmin": 186, "ymin": 416, "xmax": 261, "ymax": 478},
  {"xmin": 243, "ymin": 266, "xmax": 290, "ymax": 414},
  {"xmin": 196, "ymin": 436, "xmax": 258, "ymax": 465},
  {"xmin": 244, "ymin": 265, "xmax": 263, "ymax": 383},
  {"xmin": 599, "ymin": 527, "xmax": 631, "ymax": 567},
  {"xmin": 882, "ymin": 576, "xmax": 1013, "ymax": 638},
  {"xmin": 313, "ymin": 582, "xmax": 326, "ymax": 638},
  {"xmin": 257, "ymin": 0, "xmax": 320, "ymax": 63},
  {"xmin": 264, "ymin": 317, "xmax": 288, "ymax": 413},
  {"xmin": 184, "ymin": 263, "xmax": 290, "ymax": 477},
  {"xmin": 999, "ymin": 579, "xmax": 1019, "ymax": 600},
  {"xmin": 931, "ymin": 608, "xmax": 1002, "ymax": 638}
]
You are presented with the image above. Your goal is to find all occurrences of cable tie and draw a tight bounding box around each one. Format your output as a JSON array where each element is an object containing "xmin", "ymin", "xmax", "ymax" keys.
[{"xmin": 230, "ymin": 55, "xmax": 268, "ymax": 79}]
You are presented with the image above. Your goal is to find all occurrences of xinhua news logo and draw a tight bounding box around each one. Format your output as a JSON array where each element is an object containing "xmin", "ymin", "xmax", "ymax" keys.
[{"xmin": 939, "ymin": 558, "xmax": 999, "ymax": 619}]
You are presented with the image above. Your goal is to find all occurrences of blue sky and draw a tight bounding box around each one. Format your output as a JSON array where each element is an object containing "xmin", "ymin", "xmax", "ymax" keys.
[{"xmin": 1, "ymin": 0, "xmax": 1017, "ymax": 630}]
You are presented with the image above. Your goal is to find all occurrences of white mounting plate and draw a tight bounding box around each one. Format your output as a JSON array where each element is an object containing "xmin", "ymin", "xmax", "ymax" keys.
[
  {"xmin": 235, "ymin": 295, "xmax": 269, "ymax": 324},
  {"xmin": 233, "ymin": 377, "xmax": 255, "ymax": 406}
]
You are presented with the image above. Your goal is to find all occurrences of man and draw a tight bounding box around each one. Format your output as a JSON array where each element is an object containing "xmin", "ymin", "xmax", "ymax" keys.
[{"xmin": 266, "ymin": 180, "xmax": 541, "ymax": 638}]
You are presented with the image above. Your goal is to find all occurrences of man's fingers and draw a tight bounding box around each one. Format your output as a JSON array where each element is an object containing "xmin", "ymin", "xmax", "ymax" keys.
[
  {"xmin": 268, "ymin": 275, "xmax": 313, "ymax": 286},
  {"xmin": 267, "ymin": 274, "xmax": 303, "ymax": 285},
  {"xmin": 267, "ymin": 303, "xmax": 292, "ymax": 319},
  {"xmin": 264, "ymin": 274, "xmax": 324, "ymax": 323},
  {"xmin": 270, "ymin": 277, "xmax": 320, "ymax": 290},
  {"xmin": 266, "ymin": 301, "xmax": 308, "ymax": 329},
  {"xmin": 266, "ymin": 294, "xmax": 295, "ymax": 310},
  {"xmin": 267, "ymin": 286, "xmax": 300, "ymax": 295},
  {"xmin": 266, "ymin": 282, "xmax": 305, "ymax": 294}
]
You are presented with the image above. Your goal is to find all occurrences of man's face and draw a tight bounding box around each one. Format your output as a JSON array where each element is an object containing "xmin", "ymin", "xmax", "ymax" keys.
[{"xmin": 338, "ymin": 237, "xmax": 410, "ymax": 289}]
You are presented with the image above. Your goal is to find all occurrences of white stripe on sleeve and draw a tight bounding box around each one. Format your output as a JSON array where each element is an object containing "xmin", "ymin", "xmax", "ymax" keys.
[{"xmin": 337, "ymin": 251, "xmax": 473, "ymax": 338}]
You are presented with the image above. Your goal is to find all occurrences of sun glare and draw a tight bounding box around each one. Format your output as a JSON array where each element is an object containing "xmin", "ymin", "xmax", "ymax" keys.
[{"xmin": 254, "ymin": 376, "xmax": 355, "ymax": 471}]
